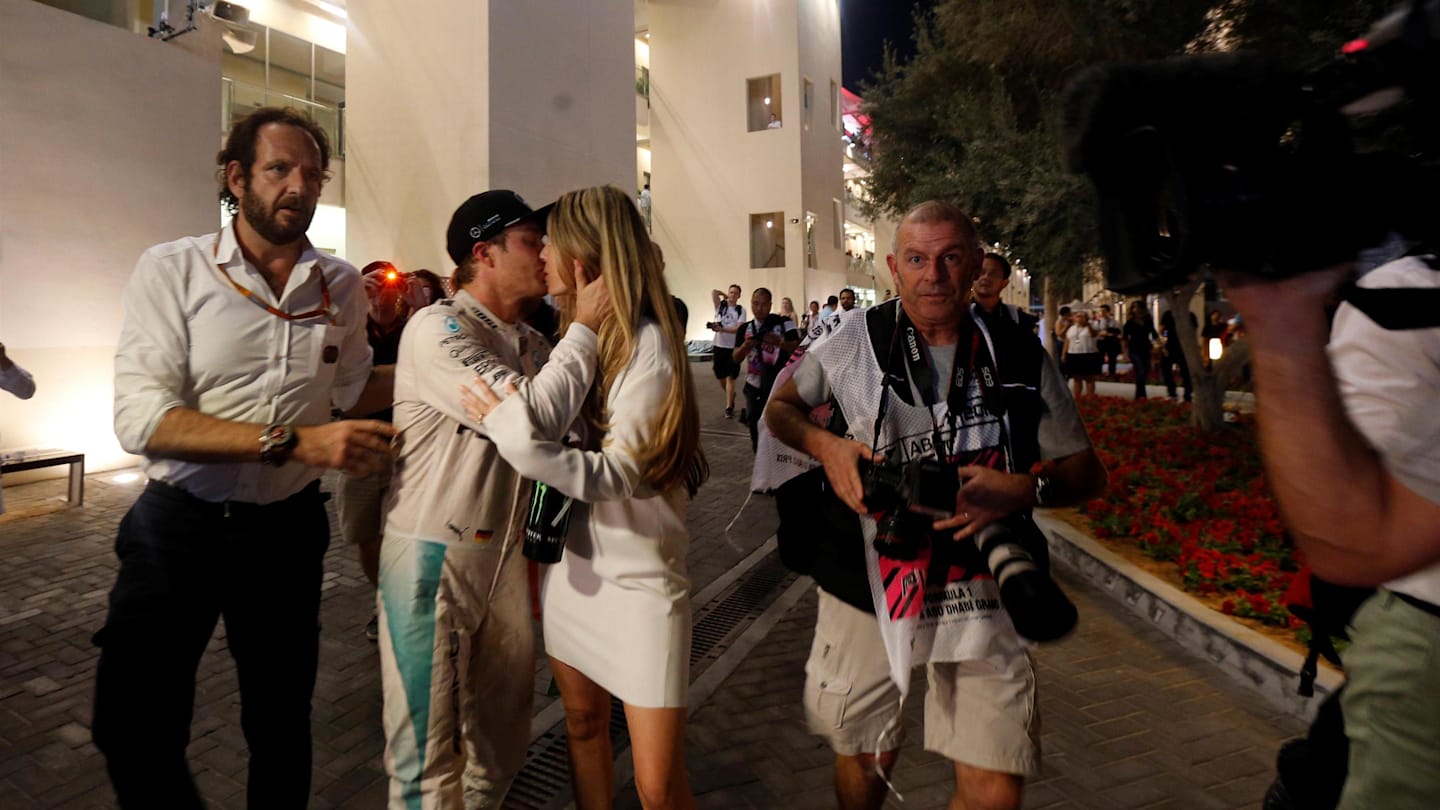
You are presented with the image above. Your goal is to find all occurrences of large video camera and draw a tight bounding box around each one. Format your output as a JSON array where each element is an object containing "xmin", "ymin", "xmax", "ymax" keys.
[
  {"xmin": 1063, "ymin": 0, "xmax": 1439, "ymax": 294},
  {"xmin": 859, "ymin": 459, "xmax": 1078, "ymax": 642}
]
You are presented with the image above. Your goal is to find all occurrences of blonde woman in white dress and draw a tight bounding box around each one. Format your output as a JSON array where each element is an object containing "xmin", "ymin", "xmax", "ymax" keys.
[{"xmin": 463, "ymin": 184, "xmax": 707, "ymax": 810}]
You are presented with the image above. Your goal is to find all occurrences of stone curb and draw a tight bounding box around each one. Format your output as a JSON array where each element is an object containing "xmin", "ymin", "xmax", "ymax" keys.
[{"xmin": 1037, "ymin": 512, "xmax": 1342, "ymax": 721}]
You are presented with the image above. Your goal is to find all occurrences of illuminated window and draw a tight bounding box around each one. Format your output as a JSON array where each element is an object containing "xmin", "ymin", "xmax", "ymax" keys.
[
  {"xmin": 221, "ymin": 24, "xmax": 346, "ymax": 155},
  {"xmin": 750, "ymin": 213, "xmax": 786, "ymax": 268},
  {"xmin": 747, "ymin": 74, "xmax": 783, "ymax": 132},
  {"xmin": 804, "ymin": 212, "xmax": 820, "ymax": 268}
]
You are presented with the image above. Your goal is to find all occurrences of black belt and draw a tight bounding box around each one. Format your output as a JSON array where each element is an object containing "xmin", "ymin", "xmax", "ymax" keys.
[
  {"xmin": 1393, "ymin": 590, "xmax": 1440, "ymax": 620},
  {"xmin": 145, "ymin": 478, "xmax": 326, "ymax": 519}
]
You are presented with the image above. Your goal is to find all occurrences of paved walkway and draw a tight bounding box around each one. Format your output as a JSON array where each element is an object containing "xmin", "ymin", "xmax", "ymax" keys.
[{"xmin": 0, "ymin": 361, "xmax": 1302, "ymax": 808}]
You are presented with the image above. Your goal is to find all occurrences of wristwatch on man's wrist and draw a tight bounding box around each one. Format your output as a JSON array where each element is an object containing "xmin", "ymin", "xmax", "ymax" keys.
[
  {"xmin": 259, "ymin": 423, "xmax": 298, "ymax": 466},
  {"xmin": 1030, "ymin": 460, "xmax": 1056, "ymax": 508}
]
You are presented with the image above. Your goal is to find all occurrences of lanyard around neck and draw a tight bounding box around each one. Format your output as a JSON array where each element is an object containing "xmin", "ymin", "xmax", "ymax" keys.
[
  {"xmin": 873, "ymin": 306, "xmax": 1005, "ymax": 462},
  {"xmin": 213, "ymin": 226, "xmax": 335, "ymax": 325}
]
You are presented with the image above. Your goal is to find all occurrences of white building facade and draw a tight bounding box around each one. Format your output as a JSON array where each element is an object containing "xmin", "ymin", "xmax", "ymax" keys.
[{"xmin": 642, "ymin": 0, "xmax": 860, "ymax": 336}]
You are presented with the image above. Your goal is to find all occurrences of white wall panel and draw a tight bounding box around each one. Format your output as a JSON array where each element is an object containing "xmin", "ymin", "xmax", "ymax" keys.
[{"xmin": 0, "ymin": 0, "xmax": 219, "ymax": 472}]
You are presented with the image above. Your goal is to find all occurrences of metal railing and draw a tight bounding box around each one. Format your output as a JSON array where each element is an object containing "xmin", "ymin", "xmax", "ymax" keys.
[{"xmin": 846, "ymin": 255, "xmax": 876, "ymax": 275}]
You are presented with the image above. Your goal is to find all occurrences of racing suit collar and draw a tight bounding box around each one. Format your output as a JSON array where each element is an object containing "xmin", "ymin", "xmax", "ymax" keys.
[{"xmin": 453, "ymin": 289, "xmax": 522, "ymax": 339}]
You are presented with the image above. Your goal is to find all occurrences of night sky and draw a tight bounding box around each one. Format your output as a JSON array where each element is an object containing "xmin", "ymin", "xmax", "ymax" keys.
[{"xmin": 840, "ymin": 0, "xmax": 937, "ymax": 91}]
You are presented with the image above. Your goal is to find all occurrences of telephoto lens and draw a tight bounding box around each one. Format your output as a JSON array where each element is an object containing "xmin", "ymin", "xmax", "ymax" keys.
[
  {"xmin": 974, "ymin": 523, "xmax": 1078, "ymax": 641},
  {"xmin": 523, "ymin": 481, "xmax": 574, "ymax": 563}
]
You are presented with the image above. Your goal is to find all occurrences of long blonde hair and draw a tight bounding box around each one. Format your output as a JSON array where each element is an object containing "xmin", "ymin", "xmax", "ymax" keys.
[{"xmin": 547, "ymin": 185, "xmax": 708, "ymax": 497}]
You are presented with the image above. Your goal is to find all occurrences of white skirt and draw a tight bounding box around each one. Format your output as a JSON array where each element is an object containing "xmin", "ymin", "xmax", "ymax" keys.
[{"xmin": 540, "ymin": 490, "xmax": 692, "ymax": 708}]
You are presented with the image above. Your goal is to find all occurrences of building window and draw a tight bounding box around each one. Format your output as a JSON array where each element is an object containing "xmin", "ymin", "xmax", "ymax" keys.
[
  {"xmin": 832, "ymin": 199, "xmax": 843, "ymax": 249},
  {"xmin": 750, "ymin": 213, "xmax": 786, "ymax": 268},
  {"xmin": 803, "ymin": 77, "xmax": 814, "ymax": 131},
  {"xmin": 805, "ymin": 212, "xmax": 818, "ymax": 268},
  {"xmin": 831, "ymin": 80, "xmax": 841, "ymax": 130},
  {"xmin": 221, "ymin": 22, "xmax": 346, "ymax": 156},
  {"xmin": 747, "ymin": 74, "xmax": 783, "ymax": 132},
  {"xmin": 636, "ymin": 65, "xmax": 650, "ymax": 104}
]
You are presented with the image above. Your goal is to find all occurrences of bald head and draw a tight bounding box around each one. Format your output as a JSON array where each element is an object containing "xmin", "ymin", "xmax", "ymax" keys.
[
  {"xmin": 890, "ymin": 201, "xmax": 978, "ymax": 255},
  {"xmin": 886, "ymin": 200, "xmax": 983, "ymax": 342}
]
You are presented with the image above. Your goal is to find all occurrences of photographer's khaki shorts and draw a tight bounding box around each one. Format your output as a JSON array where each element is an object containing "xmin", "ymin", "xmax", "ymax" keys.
[
  {"xmin": 336, "ymin": 455, "xmax": 394, "ymax": 546},
  {"xmin": 1337, "ymin": 590, "xmax": 1440, "ymax": 810},
  {"xmin": 803, "ymin": 587, "xmax": 1040, "ymax": 776}
]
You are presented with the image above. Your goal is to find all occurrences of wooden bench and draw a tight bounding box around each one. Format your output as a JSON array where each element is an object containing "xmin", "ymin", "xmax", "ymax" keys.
[{"xmin": 1, "ymin": 449, "xmax": 85, "ymax": 506}]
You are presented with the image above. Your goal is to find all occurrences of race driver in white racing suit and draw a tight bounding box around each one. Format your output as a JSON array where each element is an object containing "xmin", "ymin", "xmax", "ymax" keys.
[{"xmin": 376, "ymin": 190, "xmax": 609, "ymax": 809}]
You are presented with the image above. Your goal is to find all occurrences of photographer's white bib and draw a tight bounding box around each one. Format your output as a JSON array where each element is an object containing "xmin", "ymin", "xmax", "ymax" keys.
[
  {"xmin": 754, "ymin": 303, "xmax": 1090, "ymax": 690},
  {"xmin": 759, "ymin": 308, "xmax": 1010, "ymax": 689}
]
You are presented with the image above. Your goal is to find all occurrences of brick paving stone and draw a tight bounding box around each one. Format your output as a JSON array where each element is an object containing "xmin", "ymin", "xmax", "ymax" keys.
[{"xmin": 21, "ymin": 675, "xmax": 62, "ymax": 697}]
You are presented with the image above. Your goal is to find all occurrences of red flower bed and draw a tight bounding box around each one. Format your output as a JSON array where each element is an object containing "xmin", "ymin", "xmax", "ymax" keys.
[{"xmin": 1075, "ymin": 397, "xmax": 1302, "ymax": 633}]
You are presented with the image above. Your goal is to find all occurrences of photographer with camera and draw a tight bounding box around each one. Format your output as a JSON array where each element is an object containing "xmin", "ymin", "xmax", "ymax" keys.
[
  {"xmin": 765, "ymin": 201, "xmax": 1106, "ymax": 810},
  {"xmin": 732, "ymin": 287, "xmax": 800, "ymax": 449},
  {"xmin": 708, "ymin": 284, "xmax": 745, "ymax": 419},
  {"xmin": 1223, "ymin": 258, "xmax": 1440, "ymax": 809}
]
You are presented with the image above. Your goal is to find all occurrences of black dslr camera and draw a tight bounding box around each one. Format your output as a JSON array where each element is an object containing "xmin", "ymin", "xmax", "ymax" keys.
[
  {"xmin": 862, "ymin": 457, "xmax": 958, "ymax": 562},
  {"xmin": 1063, "ymin": 0, "xmax": 1440, "ymax": 294},
  {"xmin": 859, "ymin": 459, "xmax": 1078, "ymax": 641}
]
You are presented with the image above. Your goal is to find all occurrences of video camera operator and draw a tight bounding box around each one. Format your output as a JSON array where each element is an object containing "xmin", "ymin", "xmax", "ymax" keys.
[
  {"xmin": 1222, "ymin": 257, "xmax": 1440, "ymax": 809},
  {"xmin": 764, "ymin": 201, "xmax": 1106, "ymax": 810},
  {"xmin": 1060, "ymin": 2, "xmax": 1440, "ymax": 804}
]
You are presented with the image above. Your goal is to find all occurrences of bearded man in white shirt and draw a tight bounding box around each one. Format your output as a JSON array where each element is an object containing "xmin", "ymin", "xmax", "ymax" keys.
[{"xmin": 93, "ymin": 107, "xmax": 396, "ymax": 810}]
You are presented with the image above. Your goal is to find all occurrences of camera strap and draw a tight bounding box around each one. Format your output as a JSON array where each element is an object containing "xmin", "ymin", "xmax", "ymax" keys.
[
  {"xmin": 1338, "ymin": 286, "xmax": 1440, "ymax": 330},
  {"xmin": 872, "ymin": 306, "xmax": 1005, "ymax": 462}
]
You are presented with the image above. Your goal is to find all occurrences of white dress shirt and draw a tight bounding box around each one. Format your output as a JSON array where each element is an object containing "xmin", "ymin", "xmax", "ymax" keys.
[
  {"xmin": 0, "ymin": 361, "xmax": 36, "ymax": 400},
  {"xmin": 1329, "ymin": 256, "xmax": 1440, "ymax": 604},
  {"xmin": 1065, "ymin": 323, "xmax": 1099, "ymax": 354},
  {"xmin": 113, "ymin": 224, "xmax": 372, "ymax": 504}
]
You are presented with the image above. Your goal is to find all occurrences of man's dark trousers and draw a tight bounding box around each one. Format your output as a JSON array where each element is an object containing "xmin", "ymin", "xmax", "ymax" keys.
[
  {"xmin": 1099, "ymin": 335, "xmax": 1121, "ymax": 377},
  {"xmin": 1161, "ymin": 347, "xmax": 1192, "ymax": 400},
  {"xmin": 743, "ymin": 382, "xmax": 774, "ymax": 451},
  {"xmin": 92, "ymin": 479, "xmax": 330, "ymax": 809},
  {"xmin": 1128, "ymin": 350, "xmax": 1151, "ymax": 399}
]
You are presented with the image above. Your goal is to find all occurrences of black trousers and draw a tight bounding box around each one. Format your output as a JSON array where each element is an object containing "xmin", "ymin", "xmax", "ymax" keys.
[
  {"xmin": 1098, "ymin": 336, "xmax": 1122, "ymax": 376},
  {"xmin": 743, "ymin": 382, "xmax": 772, "ymax": 451},
  {"xmin": 92, "ymin": 480, "xmax": 330, "ymax": 810},
  {"xmin": 1161, "ymin": 347, "xmax": 1192, "ymax": 400},
  {"xmin": 1129, "ymin": 350, "xmax": 1151, "ymax": 399}
]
